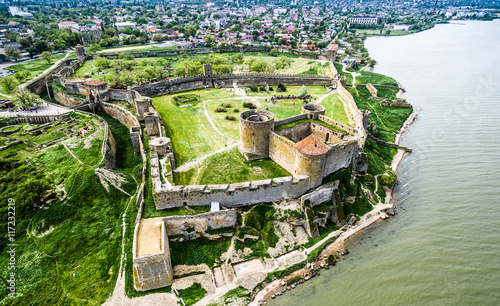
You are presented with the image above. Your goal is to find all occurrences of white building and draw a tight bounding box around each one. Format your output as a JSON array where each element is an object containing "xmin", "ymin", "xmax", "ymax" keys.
[
  {"xmin": 350, "ymin": 16, "xmax": 378, "ymax": 24},
  {"xmin": 58, "ymin": 21, "xmax": 80, "ymax": 31},
  {"xmin": 115, "ymin": 21, "xmax": 137, "ymax": 30},
  {"xmin": 8, "ymin": 6, "xmax": 33, "ymax": 18}
]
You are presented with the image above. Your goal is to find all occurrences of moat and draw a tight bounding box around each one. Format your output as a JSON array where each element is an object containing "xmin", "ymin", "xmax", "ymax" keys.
[{"xmin": 270, "ymin": 20, "xmax": 500, "ymax": 306}]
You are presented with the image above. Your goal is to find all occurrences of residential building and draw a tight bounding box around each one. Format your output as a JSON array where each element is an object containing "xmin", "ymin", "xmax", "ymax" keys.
[
  {"xmin": 80, "ymin": 26, "xmax": 101, "ymax": 44},
  {"xmin": 115, "ymin": 21, "xmax": 137, "ymax": 30},
  {"xmin": 350, "ymin": 16, "xmax": 378, "ymax": 24}
]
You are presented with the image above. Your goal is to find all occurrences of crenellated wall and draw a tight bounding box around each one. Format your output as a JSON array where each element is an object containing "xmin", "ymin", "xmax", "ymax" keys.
[
  {"xmin": 268, "ymin": 132, "xmax": 298, "ymax": 175},
  {"xmin": 131, "ymin": 74, "xmax": 332, "ymax": 97},
  {"xmin": 153, "ymin": 176, "xmax": 312, "ymax": 209},
  {"xmin": 273, "ymin": 113, "xmax": 308, "ymax": 128},
  {"xmin": 323, "ymin": 139, "xmax": 358, "ymax": 175},
  {"xmin": 163, "ymin": 210, "xmax": 237, "ymax": 240}
]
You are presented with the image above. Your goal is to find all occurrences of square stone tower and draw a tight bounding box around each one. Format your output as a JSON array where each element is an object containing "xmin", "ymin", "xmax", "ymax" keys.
[{"xmin": 203, "ymin": 63, "xmax": 213, "ymax": 77}]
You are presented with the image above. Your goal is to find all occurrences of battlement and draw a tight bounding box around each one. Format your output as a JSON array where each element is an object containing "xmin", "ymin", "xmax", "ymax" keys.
[{"xmin": 153, "ymin": 175, "xmax": 312, "ymax": 209}]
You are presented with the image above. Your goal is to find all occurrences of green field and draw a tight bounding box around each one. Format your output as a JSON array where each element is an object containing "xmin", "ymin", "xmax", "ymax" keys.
[
  {"xmin": 152, "ymin": 92, "xmax": 227, "ymax": 166},
  {"xmin": 320, "ymin": 94, "xmax": 350, "ymax": 126},
  {"xmin": 0, "ymin": 112, "xmax": 141, "ymax": 305},
  {"xmin": 355, "ymin": 71, "xmax": 399, "ymax": 86},
  {"xmin": 154, "ymin": 87, "xmax": 348, "ymax": 168},
  {"xmin": 174, "ymin": 147, "xmax": 290, "ymax": 185}
]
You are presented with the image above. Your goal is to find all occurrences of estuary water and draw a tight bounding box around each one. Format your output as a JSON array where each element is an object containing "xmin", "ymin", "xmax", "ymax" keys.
[{"xmin": 270, "ymin": 20, "xmax": 500, "ymax": 305}]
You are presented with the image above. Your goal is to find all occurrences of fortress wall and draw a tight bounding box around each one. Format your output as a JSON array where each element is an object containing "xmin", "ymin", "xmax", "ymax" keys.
[
  {"xmin": 366, "ymin": 83, "xmax": 378, "ymax": 97},
  {"xmin": 26, "ymin": 58, "xmax": 79, "ymax": 95},
  {"xmin": 311, "ymin": 122, "xmax": 343, "ymax": 143},
  {"xmin": 153, "ymin": 176, "xmax": 311, "ymax": 209},
  {"xmin": 269, "ymin": 132, "xmax": 297, "ymax": 175},
  {"xmin": 277, "ymin": 122, "xmax": 311, "ymax": 143},
  {"xmin": 101, "ymin": 102, "xmax": 140, "ymax": 129},
  {"xmin": 318, "ymin": 115, "xmax": 355, "ymax": 135},
  {"xmin": 301, "ymin": 181, "xmax": 339, "ymax": 206},
  {"xmin": 163, "ymin": 210, "xmax": 237, "ymax": 239},
  {"xmin": 132, "ymin": 74, "xmax": 331, "ymax": 97},
  {"xmin": 213, "ymin": 74, "xmax": 331, "ymax": 88},
  {"xmin": 132, "ymin": 76, "xmax": 206, "ymax": 97},
  {"xmin": 274, "ymin": 113, "xmax": 308, "ymax": 127},
  {"xmin": 51, "ymin": 86, "xmax": 86, "ymax": 107},
  {"xmin": 133, "ymin": 221, "xmax": 173, "ymax": 291},
  {"xmin": 98, "ymin": 46, "xmax": 268, "ymax": 59},
  {"xmin": 109, "ymin": 89, "xmax": 138, "ymax": 103},
  {"xmin": 323, "ymin": 140, "xmax": 359, "ymax": 176},
  {"xmin": 336, "ymin": 80, "xmax": 361, "ymax": 124}
]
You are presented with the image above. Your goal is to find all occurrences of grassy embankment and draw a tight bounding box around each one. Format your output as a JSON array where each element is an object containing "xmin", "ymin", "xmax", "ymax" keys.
[
  {"xmin": 0, "ymin": 54, "xmax": 67, "ymax": 95},
  {"xmin": 0, "ymin": 112, "xmax": 142, "ymax": 305}
]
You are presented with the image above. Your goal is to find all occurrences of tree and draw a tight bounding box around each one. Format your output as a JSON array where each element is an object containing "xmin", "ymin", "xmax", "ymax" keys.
[
  {"xmin": 184, "ymin": 25, "xmax": 197, "ymax": 38},
  {"xmin": 5, "ymin": 47, "xmax": 21, "ymax": 62},
  {"xmin": 40, "ymin": 51, "xmax": 53, "ymax": 63},
  {"xmin": 87, "ymin": 43, "xmax": 101, "ymax": 53},
  {"xmin": 14, "ymin": 72, "xmax": 26, "ymax": 83},
  {"xmin": 299, "ymin": 85, "xmax": 308, "ymax": 97},
  {"xmin": 94, "ymin": 56, "xmax": 110, "ymax": 68},
  {"xmin": 11, "ymin": 88, "xmax": 42, "ymax": 108},
  {"xmin": 152, "ymin": 34, "xmax": 163, "ymax": 42},
  {"xmin": 16, "ymin": 37, "xmax": 32, "ymax": 49},
  {"xmin": 0, "ymin": 76, "xmax": 17, "ymax": 93}
]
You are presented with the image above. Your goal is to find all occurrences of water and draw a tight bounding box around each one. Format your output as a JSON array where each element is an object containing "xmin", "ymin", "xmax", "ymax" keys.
[{"xmin": 270, "ymin": 21, "xmax": 500, "ymax": 306}]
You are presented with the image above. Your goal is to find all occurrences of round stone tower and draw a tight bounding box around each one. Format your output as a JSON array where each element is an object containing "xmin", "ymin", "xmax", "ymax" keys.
[
  {"xmin": 293, "ymin": 134, "xmax": 329, "ymax": 188},
  {"xmin": 301, "ymin": 104, "xmax": 325, "ymax": 120},
  {"xmin": 239, "ymin": 110, "xmax": 275, "ymax": 160}
]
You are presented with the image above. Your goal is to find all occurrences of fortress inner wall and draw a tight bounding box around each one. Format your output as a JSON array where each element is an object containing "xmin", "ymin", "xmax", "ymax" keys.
[
  {"xmin": 277, "ymin": 122, "xmax": 311, "ymax": 143},
  {"xmin": 162, "ymin": 210, "xmax": 237, "ymax": 240},
  {"xmin": 323, "ymin": 140, "xmax": 359, "ymax": 177},
  {"xmin": 153, "ymin": 176, "xmax": 311, "ymax": 209},
  {"xmin": 268, "ymin": 132, "xmax": 297, "ymax": 175}
]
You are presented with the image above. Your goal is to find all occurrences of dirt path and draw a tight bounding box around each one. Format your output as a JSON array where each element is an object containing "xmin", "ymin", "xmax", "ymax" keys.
[
  {"xmin": 202, "ymin": 98, "xmax": 233, "ymax": 144},
  {"xmin": 62, "ymin": 142, "xmax": 85, "ymax": 165},
  {"xmin": 175, "ymin": 143, "xmax": 238, "ymax": 172},
  {"xmin": 341, "ymin": 62, "xmax": 357, "ymax": 87}
]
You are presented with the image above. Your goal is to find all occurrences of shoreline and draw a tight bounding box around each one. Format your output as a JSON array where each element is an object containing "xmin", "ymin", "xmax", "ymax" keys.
[{"xmin": 248, "ymin": 107, "xmax": 417, "ymax": 306}]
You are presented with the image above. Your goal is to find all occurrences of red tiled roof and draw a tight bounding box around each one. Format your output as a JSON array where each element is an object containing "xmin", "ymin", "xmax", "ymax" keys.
[
  {"xmin": 295, "ymin": 134, "xmax": 329, "ymax": 156},
  {"xmin": 84, "ymin": 79, "xmax": 107, "ymax": 86},
  {"xmin": 328, "ymin": 44, "xmax": 339, "ymax": 51},
  {"xmin": 75, "ymin": 44, "xmax": 84, "ymax": 48}
]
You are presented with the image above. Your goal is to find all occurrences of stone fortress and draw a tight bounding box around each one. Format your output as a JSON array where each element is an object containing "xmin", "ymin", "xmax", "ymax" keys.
[{"xmin": 21, "ymin": 46, "xmax": 370, "ymax": 292}]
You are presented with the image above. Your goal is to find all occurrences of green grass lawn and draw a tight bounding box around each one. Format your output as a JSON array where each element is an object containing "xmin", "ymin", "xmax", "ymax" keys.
[
  {"xmin": 356, "ymin": 29, "xmax": 417, "ymax": 36},
  {"xmin": 351, "ymin": 86, "xmax": 412, "ymax": 142},
  {"xmin": 355, "ymin": 71, "xmax": 399, "ymax": 86},
  {"xmin": 174, "ymin": 147, "xmax": 290, "ymax": 185},
  {"xmin": 334, "ymin": 62, "xmax": 353, "ymax": 85},
  {"xmin": 152, "ymin": 93, "xmax": 227, "ymax": 166},
  {"xmin": 321, "ymin": 94, "xmax": 350, "ymax": 126},
  {"xmin": 8, "ymin": 54, "xmax": 66, "ymax": 80}
]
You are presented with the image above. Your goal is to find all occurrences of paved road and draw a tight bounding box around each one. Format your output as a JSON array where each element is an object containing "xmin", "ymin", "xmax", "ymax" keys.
[{"xmin": 0, "ymin": 102, "xmax": 71, "ymax": 117}]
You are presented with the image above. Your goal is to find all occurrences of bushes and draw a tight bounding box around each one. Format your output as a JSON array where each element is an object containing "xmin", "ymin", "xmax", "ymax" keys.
[
  {"xmin": 248, "ymin": 85, "xmax": 259, "ymax": 92},
  {"xmin": 169, "ymin": 237, "xmax": 231, "ymax": 268},
  {"xmin": 225, "ymin": 115, "xmax": 237, "ymax": 121},
  {"xmin": 215, "ymin": 107, "xmax": 227, "ymax": 112},
  {"xmin": 243, "ymin": 102, "xmax": 257, "ymax": 109},
  {"xmin": 277, "ymin": 83, "xmax": 287, "ymax": 92},
  {"xmin": 177, "ymin": 283, "xmax": 206, "ymax": 306}
]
